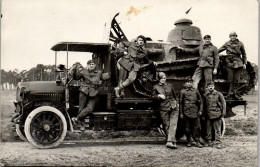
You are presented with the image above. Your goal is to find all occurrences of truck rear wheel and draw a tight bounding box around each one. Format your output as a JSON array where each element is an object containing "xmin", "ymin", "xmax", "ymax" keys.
[{"xmin": 24, "ymin": 106, "xmax": 67, "ymax": 149}]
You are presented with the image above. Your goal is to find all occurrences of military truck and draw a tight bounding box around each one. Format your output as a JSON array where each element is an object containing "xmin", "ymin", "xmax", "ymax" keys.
[{"xmin": 12, "ymin": 14, "xmax": 256, "ymax": 148}]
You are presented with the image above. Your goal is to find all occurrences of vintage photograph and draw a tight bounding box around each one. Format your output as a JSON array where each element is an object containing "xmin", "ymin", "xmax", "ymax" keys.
[{"xmin": 0, "ymin": 0, "xmax": 258, "ymax": 166}]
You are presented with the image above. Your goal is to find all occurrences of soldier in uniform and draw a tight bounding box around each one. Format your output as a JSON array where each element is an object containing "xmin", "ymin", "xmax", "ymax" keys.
[
  {"xmin": 218, "ymin": 31, "xmax": 247, "ymax": 99},
  {"xmin": 179, "ymin": 35, "xmax": 219, "ymax": 90},
  {"xmin": 70, "ymin": 60, "xmax": 102, "ymax": 130},
  {"xmin": 152, "ymin": 72, "xmax": 179, "ymax": 149},
  {"xmin": 202, "ymin": 81, "xmax": 226, "ymax": 149},
  {"xmin": 179, "ymin": 78, "xmax": 203, "ymax": 148},
  {"xmin": 114, "ymin": 35, "xmax": 157, "ymax": 97}
]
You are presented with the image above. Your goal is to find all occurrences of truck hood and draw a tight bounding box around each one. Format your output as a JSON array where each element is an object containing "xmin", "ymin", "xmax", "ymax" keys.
[{"xmin": 17, "ymin": 81, "xmax": 64, "ymax": 93}]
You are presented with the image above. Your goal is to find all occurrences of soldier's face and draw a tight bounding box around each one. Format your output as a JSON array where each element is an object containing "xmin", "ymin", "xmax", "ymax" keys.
[
  {"xmin": 87, "ymin": 63, "xmax": 96, "ymax": 70},
  {"xmin": 159, "ymin": 76, "xmax": 166, "ymax": 84},
  {"xmin": 207, "ymin": 84, "xmax": 215, "ymax": 91},
  {"xmin": 186, "ymin": 81, "xmax": 193, "ymax": 87},
  {"xmin": 137, "ymin": 38, "xmax": 145, "ymax": 46},
  {"xmin": 230, "ymin": 35, "xmax": 237, "ymax": 41},
  {"xmin": 204, "ymin": 38, "xmax": 211, "ymax": 44}
]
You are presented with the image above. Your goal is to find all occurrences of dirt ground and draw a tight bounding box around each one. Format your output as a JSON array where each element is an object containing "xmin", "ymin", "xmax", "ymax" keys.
[{"xmin": 0, "ymin": 89, "xmax": 258, "ymax": 166}]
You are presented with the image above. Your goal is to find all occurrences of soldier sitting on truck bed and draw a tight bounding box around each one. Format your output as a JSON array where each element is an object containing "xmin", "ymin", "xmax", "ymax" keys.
[
  {"xmin": 69, "ymin": 60, "xmax": 103, "ymax": 130},
  {"xmin": 114, "ymin": 35, "xmax": 157, "ymax": 97}
]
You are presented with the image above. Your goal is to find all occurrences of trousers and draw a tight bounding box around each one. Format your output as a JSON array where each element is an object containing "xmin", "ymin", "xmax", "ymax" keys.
[
  {"xmin": 205, "ymin": 118, "xmax": 222, "ymax": 143},
  {"xmin": 185, "ymin": 117, "xmax": 200, "ymax": 142},
  {"xmin": 77, "ymin": 91, "xmax": 97, "ymax": 121},
  {"xmin": 160, "ymin": 109, "xmax": 179, "ymax": 142},
  {"xmin": 226, "ymin": 67, "xmax": 243, "ymax": 83},
  {"xmin": 118, "ymin": 66, "xmax": 137, "ymax": 87},
  {"xmin": 192, "ymin": 67, "xmax": 213, "ymax": 89}
]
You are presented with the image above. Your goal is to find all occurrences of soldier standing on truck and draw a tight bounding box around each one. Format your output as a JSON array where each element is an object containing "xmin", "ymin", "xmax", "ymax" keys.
[
  {"xmin": 178, "ymin": 35, "xmax": 219, "ymax": 90},
  {"xmin": 218, "ymin": 31, "xmax": 247, "ymax": 99},
  {"xmin": 202, "ymin": 81, "xmax": 226, "ymax": 149},
  {"xmin": 114, "ymin": 35, "xmax": 157, "ymax": 97},
  {"xmin": 152, "ymin": 72, "xmax": 179, "ymax": 149},
  {"xmin": 69, "ymin": 60, "xmax": 102, "ymax": 130},
  {"xmin": 179, "ymin": 78, "xmax": 203, "ymax": 148}
]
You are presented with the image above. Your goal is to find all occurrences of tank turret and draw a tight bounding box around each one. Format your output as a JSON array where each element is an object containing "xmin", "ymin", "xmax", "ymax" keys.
[{"xmin": 167, "ymin": 18, "xmax": 203, "ymax": 48}]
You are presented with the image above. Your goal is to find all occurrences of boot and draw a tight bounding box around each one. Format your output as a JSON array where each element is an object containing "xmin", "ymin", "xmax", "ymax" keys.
[
  {"xmin": 166, "ymin": 142, "xmax": 177, "ymax": 149},
  {"xmin": 186, "ymin": 141, "xmax": 192, "ymax": 147},
  {"xmin": 233, "ymin": 91, "xmax": 242, "ymax": 100},
  {"xmin": 119, "ymin": 89, "xmax": 125, "ymax": 98},
  {"xmin": 195, "ymin": 142, "xmax": 203, "ymax": 148},
  {"xmin": 114, "ymin": 87, "xmax": 120, "ymax": 97},
  {"xmin": 225, "ymin": 83, "xmax": 233, "ymax": 99},
  {"xmin": 233, "ymin": 83, "xmax": 242, "ymax": 100},
  {"xmin": 114, "ymin": 85, "xmax": 123, "ymax": 98}
]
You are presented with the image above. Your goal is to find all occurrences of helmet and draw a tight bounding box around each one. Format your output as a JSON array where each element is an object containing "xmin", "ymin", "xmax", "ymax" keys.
[{"xmin": 229, "ymin": 31, "xmax": 238, "ymax": 37}]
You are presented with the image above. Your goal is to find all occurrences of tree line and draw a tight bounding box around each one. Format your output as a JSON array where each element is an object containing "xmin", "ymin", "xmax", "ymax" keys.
[{"xmin": 1, "ymin": 64, "xmax": 56, "ymax": 85}]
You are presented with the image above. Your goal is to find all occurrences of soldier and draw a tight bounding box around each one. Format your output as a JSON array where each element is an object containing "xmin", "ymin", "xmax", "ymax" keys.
[
  {"xmin": 202, "ymin": 81, "xmax": 226, "ymax": 149},
  {"xmin": 114, "ymin": 35, "xmax": 157, "ymax": 97},
  {"xmin": 218, "ymin": 31, "xmax": 247, "ymax": 99},
  {"xmin": 179, "ymin": 78, "xmax": 203, "ymax": 148},
  {"xmin": 152, "ymin": 72, "xmax": 179, "ymax": 149},
  {"xmin": 179, "ymin": 35, "xmax": 219, "ymax": 90},
  {"xmin": 70, "ymin": 60, "xmax": 102, "ymax": 130}
]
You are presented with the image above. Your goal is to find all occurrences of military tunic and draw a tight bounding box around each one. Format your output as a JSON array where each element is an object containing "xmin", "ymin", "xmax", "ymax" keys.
[
  {"xmin": 69, "ymin": 67, "xmax": 102, "ymax": 121},
  {"xmin": 152, "ymin": 82, "xmax": 179, "ymax": 142},
  {"xmin": 203, "ymin": 90, "xmax": 226, "ymax": 142},
  {"xmin": 117, "ymin": 42, "xmax": 152, "ymax": 88},
  {"xmin": 180, "ymin": 87, "xmax": 203, "ymax": 142},
  {"xmin": 218, "ymin": 39, "xmax": 247, "ymax": 84},
  {"xmin": 182, "ymin": 43, "xmax": 219, "ymax": 89}
]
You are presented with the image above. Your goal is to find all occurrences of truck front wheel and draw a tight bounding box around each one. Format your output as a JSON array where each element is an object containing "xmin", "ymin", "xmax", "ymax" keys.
[{"xmin": 24, "ymin": 106, "xmax": 67, "ymax": 149}]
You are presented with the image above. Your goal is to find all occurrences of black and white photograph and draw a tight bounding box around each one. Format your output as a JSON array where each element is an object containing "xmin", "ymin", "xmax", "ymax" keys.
[{"xmin": 0, "ymin": 0, "xmax": 258, "ymax": 166}]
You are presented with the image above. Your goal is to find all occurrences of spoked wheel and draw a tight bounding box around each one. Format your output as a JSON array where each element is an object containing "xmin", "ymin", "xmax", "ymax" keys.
[
  {"xmin": 15, "ymin": 124, "xmax": 27, "ymax": 141},
  {"xmin": 24, "ymin": 106, "xmax": 67, "ymax": 149}
]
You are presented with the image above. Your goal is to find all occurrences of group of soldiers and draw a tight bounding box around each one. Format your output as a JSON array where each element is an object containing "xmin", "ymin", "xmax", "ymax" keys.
[{"xmin": 69, "ymin": 32, "xmax": 246, "ymax": 149}]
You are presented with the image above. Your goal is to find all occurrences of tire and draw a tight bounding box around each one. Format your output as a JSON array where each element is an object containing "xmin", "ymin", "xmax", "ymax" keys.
[
  {"xmin": 24, "ymin": 106, "xmax": 67, "ymax": 149},
  {"xmin": 221, "ymin": 117, "xmax": 226, "ymax": 137},
  {"xmin": 15, "ymin": 124, "xmax": 27, "ymax": 141}
]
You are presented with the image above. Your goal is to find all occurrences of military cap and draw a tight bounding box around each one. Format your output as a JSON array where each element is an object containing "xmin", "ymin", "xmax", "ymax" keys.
[
  {"xmin": 87, "ymin": 60, "xmax": 95, "ymax": 65},
  {"xmin": 229, "ymin": 31, "xmax": 238, "ymax": 37},
  {"xmin": 203, "ymin": 35, "xmax": 211, "ymax": 39},
  {"xmin": 186, "ymin": 78, "xmax": 193, "ymax": 82},
  {"xmin": 207, "ymin": 81, "xmax": 215, "ymax": 87},
  {"xmin": 136, "ymin": 35, "xmax": 147, "ymax": 43}
]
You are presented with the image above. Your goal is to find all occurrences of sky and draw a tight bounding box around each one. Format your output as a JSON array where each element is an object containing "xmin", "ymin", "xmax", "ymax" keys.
[{"xmin": 1, "ymin": 0, "xmax": 258, "ymax": 71}]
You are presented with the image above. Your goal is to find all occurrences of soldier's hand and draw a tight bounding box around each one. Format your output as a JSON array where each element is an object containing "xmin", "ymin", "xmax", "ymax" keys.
[
  {"xmin": 213, "ymin": 68, "xmax": 217, "ymax": 75},
  {"xmin": 180, "ymin": 114, "xmax": 184, "ymax": 119},
  {"xmin": 158, "ymin": 94, "xmax": 166, "ymax": 99},
  {"xmin": 198, "ymin": 111, "xmax": 202, "ymax": 116},
  {"xmin": 98, "ymin": 80, "xmax": 103, "ymax": 85},
  {"xmin": 176, "ymin": 45, "xmax": 182, "ymax": 50},
  {"xmin": 153, "ymin": 62, "xmax": 158, "ymax": 66},
  {"xmin": 123, "ymin": 51, "xmax": 128, "ymax": 55},
  {"xmin": 243, "ymin": 64, "xmax": 246, "ymax": 69}
]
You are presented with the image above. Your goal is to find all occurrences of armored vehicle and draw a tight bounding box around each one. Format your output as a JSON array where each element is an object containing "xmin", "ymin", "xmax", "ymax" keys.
[{"xmin": 12, "ymin": 14, "xmax": 256, "ymax": 148}]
